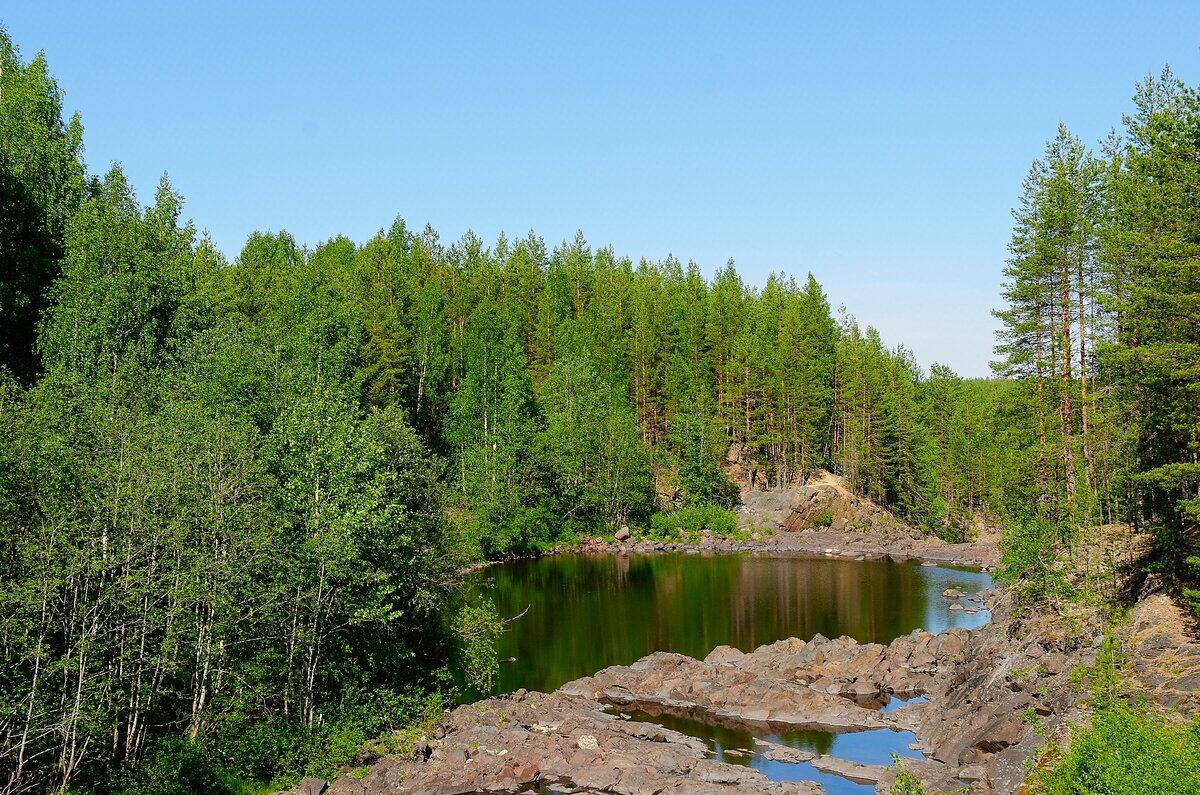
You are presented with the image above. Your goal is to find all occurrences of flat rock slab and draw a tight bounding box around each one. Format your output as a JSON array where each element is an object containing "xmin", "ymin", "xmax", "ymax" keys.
[
  {"xmin": 325, "ymin": 690, "xmax": 823, "ymax": 795},
  {"xmin": 810, "ymin": 755, "xmax": 888, "ymax": 785},
  {"xmin": 561, "ymin": 650, "xmax": 896, "ymax": 732},
  {"xmin": 752, "ymin": 737, "xmax": 817, "ymax": 764}
]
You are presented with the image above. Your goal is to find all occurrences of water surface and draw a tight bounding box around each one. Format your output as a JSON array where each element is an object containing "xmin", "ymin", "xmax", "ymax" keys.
[
  {"xmin": 468, "ymin": 551, "xmax": 991, "ymax": 696},
  {"xmin": 620, "ymin": 707, "xmax": 921, "ymax": 795}
]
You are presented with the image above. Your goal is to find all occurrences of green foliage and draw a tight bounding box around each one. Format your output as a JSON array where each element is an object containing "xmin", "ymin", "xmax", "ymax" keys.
[
  {"xmin": 454, "ymin": 599, "xmax": 504, "ymax": 694},
  {"xmin": 669, "ymin": 411, "xmax": 740, "ymax": 508},
  {"xmin": 887, "ymin": 754, "xmax": 966, "ymax": 794},
  {"xmin": 889, "ymin": 766, "xmax": 931, "ymax": 794},
  {"xmin": 105, "ymin": 737, "xmax": 250, "ymax": 795},
  {"xmin": 536, "ymin": 342, "xmax": 653, "ymax": 532},
  {"xmin": 0, "ymin": 26, "xmax": 86, "ymax": 380},
  {"xmin": 648, "ymin": 506, "xmax": 739, "ymax": 541},
  {"xmin": 998, "ymin": 512, "xmax": 1071, "ymax": 604},
  {"xmin": 813, "ymin": 508, "xmax": 834, "ymax": 528},
  {"xmin": 1034, "ymin": 702, "xmax": 1200, "ymax": 795}
]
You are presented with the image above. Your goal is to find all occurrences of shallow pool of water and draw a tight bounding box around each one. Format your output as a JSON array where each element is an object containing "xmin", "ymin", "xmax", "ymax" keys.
[
  {"xmin": 621, "ymin": 707, "xmax": 921, "ymax": 795},
  {"xmin": 467, "ymin": 551, "xmax": 991, "ymax": 697}
]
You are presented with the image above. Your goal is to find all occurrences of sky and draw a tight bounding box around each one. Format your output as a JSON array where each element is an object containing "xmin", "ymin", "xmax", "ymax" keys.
[{"xmin": 4, "ymin": 2, "xmax": 1200, "ymax": 376}]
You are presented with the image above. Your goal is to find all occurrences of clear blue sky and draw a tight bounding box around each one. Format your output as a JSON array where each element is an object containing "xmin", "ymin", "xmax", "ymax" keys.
[{"xmin": 5, "ymin": 2, "xmax": 1199, "ymax": 376}]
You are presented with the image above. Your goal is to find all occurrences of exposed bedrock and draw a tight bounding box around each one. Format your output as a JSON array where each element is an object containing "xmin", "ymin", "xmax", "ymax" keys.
[
  {"xmin": 324, "ymin": 689, "xmax": 822, "ymax": 795},
  {"xmin": 311, "ymin": 610, "xmax": 1091, "ymax": 794},
  {"xmin": 559, "ymin": 616, "xmax": 1090, "ymax": 795}
]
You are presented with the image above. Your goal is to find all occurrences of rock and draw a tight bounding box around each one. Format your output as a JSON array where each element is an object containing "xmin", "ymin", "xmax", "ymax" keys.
[
  {"xmin": 810, "ymin": 755, "xmax": 887, "ymax": 785},
  {"xmin": 958, "ymin": 764, "xmax": 985, "ymax": 781},
  {"xmin": 615, "ymin": 526, "xmax": 631, "ymax": 542},
  {"xmin": 942, "ymin": 588, "xmax": 964, "ymax": 599},
  {"xmin": 576, "ymin": 734, "xmax": 599, "ymax": 750},
  {"xmin": 949, "ymin": 603, "xmax": 964, "ymax": 611},
  {"xmin": 692, "ymin": 759, "xmax": 766, "ymax": 784},
  {"xmin": 972, "ymin": 715, "xmax": 1028, "ymax": 754},
  {"xmin": 412, "ymin": 741, "xmax": 432, "ymax": 762},
  {"xmin": 296, "ymin": 779, "xmax": 328, "ymax": 795},
  {"xmin": 703, "ymin": 645, "xmax": 746, "ymax": 666},
  {"xmin": 753, "ymin": 737, "xmax": 816, "ymax": 763}
]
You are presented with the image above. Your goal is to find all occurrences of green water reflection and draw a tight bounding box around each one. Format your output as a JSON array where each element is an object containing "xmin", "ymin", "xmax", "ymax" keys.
[{"xmin": 467, "ymin": 552, "xmax": 991, "ymax": 697}]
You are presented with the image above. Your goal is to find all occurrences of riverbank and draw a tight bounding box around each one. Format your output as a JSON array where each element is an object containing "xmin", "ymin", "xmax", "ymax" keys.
[
  {"xmin": 552, "ymin": 526, "xmax": 999, "ymax": 571},
  {"xmin": 462, "ymin": 471, "xmax": 1001, "ymax": 576}
]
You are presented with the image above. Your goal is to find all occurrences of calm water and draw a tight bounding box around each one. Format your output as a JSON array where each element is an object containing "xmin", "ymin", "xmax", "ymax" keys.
[
  {"xmin": 467, "ymin": 551, "xmax": 991, "ymax": 696},
  {"xmin": 620, "ymin": 707, "xmax": 923, "ymax": 795}
]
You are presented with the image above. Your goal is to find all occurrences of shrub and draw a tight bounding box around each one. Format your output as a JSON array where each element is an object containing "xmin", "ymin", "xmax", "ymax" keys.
[
  {"xmin": 648, "ymin": 505, "xmax": 738, "ymax": 540},
  {"xmin": 997, "ymin": 511, "xmax": 1071, "ymax": 605},
  {"xmin": 106, "ymin": 736, "xmax": 248, "ymax": 795},
  {"xmin": 1035, "ymin": 702, "xmax": 1200, "ymax": 794},
  {"xmin": 889, "ymin": 767, "xmax": 930, "ymax": 794},
  {"xmin": 813, "ymin": 509, "xmax": 834, "ymax": 528}
]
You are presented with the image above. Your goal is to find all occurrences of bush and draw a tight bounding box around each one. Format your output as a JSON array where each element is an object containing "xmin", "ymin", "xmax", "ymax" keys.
[
  {"xmin": 106, "ymin": 736, "xmax": 248, "ymax": 795},
  {"xmin": 454, "ymin": 598, "xmax": 503, "ymax": 693},
  {"xmin": 998, "ymin": 512, "xmax": 1071, "ymax": 604},
  {"xmin": 479, "ymin": 504, "xmax": 561, "ymax": 558},
  {"xmin": 1035, "ymin": 702, "xmax": 1200, "ymax": 794},
  {"xmin": 813, "ymin": 508, "xmax": 834, "ymax": 528},
  {"xmin": 889, "ymin": 766, "xmax": 930, "ymax": 794},
  {"xmin": 647, "ymin": 505, "xmax": 739, "ymax": 541}
]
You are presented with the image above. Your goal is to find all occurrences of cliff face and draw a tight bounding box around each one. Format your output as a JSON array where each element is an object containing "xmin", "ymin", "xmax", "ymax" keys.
[{"xmin": 738, "ymin": 469, "xmax": 916, "ymax": 536}]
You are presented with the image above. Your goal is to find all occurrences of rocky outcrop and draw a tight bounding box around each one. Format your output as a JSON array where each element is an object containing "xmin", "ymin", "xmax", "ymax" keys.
[
  {"xmin": 559, "ymin": 527, "xmax": 998, "ymax": 569},
  {"xmin": 558, "ymin": 603, "xmax": 1094, "ymax": 795},
  {"xmin": 322, "ymin": 689, "xmax": 822, "ymax": 795},
  {"xmin": 559, "ymin": 649, "xmax": 898, "ymax": 732},
  {"xmin": 739, "ymin": 471, "xmax": 910, "ymax": 535},
  {"xmin": 1121, "ymin": 593, "xmax": 1200, "ymax": 713}
]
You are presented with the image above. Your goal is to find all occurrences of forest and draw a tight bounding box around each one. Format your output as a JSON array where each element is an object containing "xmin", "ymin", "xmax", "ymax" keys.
[{"xmin": 2, "ymin": 23, "xmax": 1199, "ymax": 794}]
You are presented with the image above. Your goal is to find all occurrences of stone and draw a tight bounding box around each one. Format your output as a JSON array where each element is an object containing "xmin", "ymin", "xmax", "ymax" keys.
[
  {"xmin": 753, "ymin": 737, "xmax": 816, "ymax": 763},
  {"xmin": 810, "ymin": 755, "xmax": 887, "ymax": 785},
  {"xmin": 296, "ymin": 779, "xmax": 328, "ymax": 795},
  {"xmin": 972, "ymin": 715, "xmax": 1028, "ymax": 754},
  {"xmin": 615, "ymin": 526, "xmax": 631, "ymax": 542},
  {"xmin": 958, "ymin": 764, "xmax": 985, "ymax": 781},
  {"xmin": 703, "ymin": 645, "xmax": 746, "ymax": 665},
  {"xmin": 576, "ymin": 734, "xmax": 599, "ymax": 750}
]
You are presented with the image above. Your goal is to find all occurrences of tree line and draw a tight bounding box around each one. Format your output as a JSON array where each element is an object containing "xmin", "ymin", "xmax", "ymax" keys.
[{"xmin": 991, "ymin": 69, "xmax": 1200, "ymax": 606}]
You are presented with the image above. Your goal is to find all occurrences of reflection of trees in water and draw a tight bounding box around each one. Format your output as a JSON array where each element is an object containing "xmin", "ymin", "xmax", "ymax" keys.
[
  {"xmin": 724, "ymin": 556, "xmax": 929, "ymax": 647},
  {"xmin": 624, "ymin": 708, "xmax": 837, "ymax": 763},
  {"xmin": 472, "ymin": 553, "xmax": 979, "ymax": 695}
]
